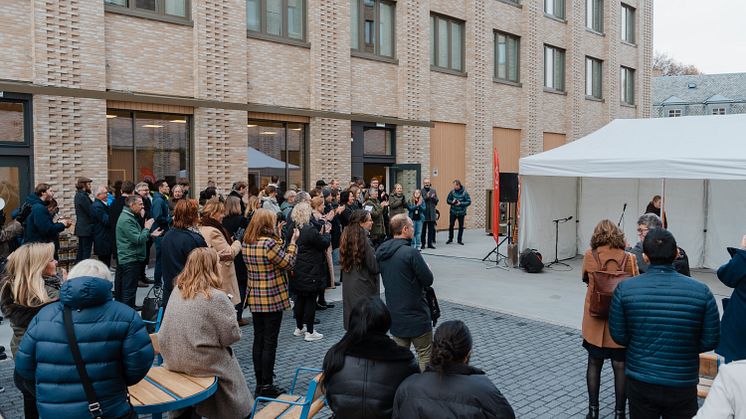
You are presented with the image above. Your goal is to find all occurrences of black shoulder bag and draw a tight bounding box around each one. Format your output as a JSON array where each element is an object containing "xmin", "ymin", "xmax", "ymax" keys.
[{"xmin": 63, "ymin": 306, "xmax": 105, "ymax": 419}]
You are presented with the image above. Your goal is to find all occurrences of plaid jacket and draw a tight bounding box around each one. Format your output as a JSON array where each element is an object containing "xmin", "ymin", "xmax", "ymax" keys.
[{"xmin": 243, "ymin": 236, "xmax": 297, "ymax": 313}]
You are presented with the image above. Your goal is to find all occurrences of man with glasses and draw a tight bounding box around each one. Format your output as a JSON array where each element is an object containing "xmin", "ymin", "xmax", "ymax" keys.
[
  {"xmin": 629, "ymin": 213, "xmax": 690, "ymax": 276},
  {"xmin": 421, "ymin": 178, "xmax": 439, "ymax": 249}
]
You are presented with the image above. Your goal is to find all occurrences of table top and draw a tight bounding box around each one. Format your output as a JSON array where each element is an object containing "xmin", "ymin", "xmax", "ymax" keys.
[{"xmin": 129, "ymin": 366, "xmax": 218, "ymax": 414}]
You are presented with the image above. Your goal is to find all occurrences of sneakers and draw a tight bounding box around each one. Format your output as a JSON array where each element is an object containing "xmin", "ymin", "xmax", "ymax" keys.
[
  {"xmin": 304, "ymin": 331, "xmax": 323, "ymax": 342},
  {"xmin": 293, "ymin": 326, "xmax": 307, "ymax": 337}
]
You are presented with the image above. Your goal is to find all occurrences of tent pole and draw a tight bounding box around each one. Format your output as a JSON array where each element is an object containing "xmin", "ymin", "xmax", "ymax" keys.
[
  {"xmin": 701, "ymin": 179, "xmax": 709, "ymax": 268},
  {"xmin": 661, "ymin": 178, "xmax": 666, "ymax": 226}
]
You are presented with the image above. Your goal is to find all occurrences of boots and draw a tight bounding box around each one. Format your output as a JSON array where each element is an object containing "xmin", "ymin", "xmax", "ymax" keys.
[
  {"xmin": 614, "ymin": 409, "xmax": 626, "ymax": 419},
  {"xmin": 585, "ymin": 405, "xmax": 599, "ymax": 419}
]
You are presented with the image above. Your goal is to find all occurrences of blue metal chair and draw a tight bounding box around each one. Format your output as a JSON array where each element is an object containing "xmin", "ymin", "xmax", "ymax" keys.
[
  {"xmin": 142, "ymin": 306, "xmax": 164, "ymax": 332},
  {"xmin": 250, "ymin": 367, "xmax": 325, "ymax": 419}
]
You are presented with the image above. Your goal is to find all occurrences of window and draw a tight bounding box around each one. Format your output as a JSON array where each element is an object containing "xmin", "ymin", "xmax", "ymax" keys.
[
  {"xmin": 247, "ymin": 0, "xmax": 306, "ymax": 42},
  {"xmin": 668, "ymin": 109, "xmax": 682, "ymax": 117},
  {"xmin": 545, "ymin": 0, "xmax": 565, "ymax": 19},
  {"xmin": 712, "ymin": 107, "xmax": 726, "ymax": 115},
  {"xmin": 363, "ymin": 127, "xmax": 393, "ymax": 156},
  {"xmin": 107, "ymin": 111, "xmax": 191, "ymax": 185},
  {"xmin": 350, "ymin": 0, "xmax": 395, "ymax": 58},
  {"xmin": 544, "ymin": 45, "xmax": 565, "ymax": 91},
  {"xmin": 104, "ymin": 0, "xmax": 190, "ymax": 19},
  {"xmin": 620, "ymin": 66, "xmax": 635, "ymax": 105},
  {"xmin": 248, "ymin": 121, "xmax": 307, "ymax": 191},
  {"xmin": 430, "ymin": 14, "xmax": 465, "ymax": 72},
  {"xmin": 621, "ymin": 3, "xmax": 635, "ymax": 43},
  {"xmin": 585, "ymin": 57, "xmax": 603, "ymax": 99},
  {"xmin": 0, "ymin": 95, "xmax": 33, "ymax": 224},
  {"xmin": 586, "ymin": 0, "xmax": 603, "ymax": 32},
  {"xmin": 495, "ymin": 31, "xmax": 520, "ymax": 83}
]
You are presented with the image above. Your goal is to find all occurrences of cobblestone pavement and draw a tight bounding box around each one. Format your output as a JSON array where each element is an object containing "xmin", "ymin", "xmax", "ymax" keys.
[{"xmin": 0, "ymin": 299, "xmax": 618, "ymax": 419}]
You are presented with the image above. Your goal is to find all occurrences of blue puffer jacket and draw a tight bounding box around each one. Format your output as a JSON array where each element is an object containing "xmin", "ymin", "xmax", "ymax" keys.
[
  {"xmin": 715, "ymin": 247, "xmax": 746, "ymax": 363},
  {"xmin": 15, "ymin": 276, "xmax": 154, "ymax": 418},
  {"xmin": 609, "ymin": 265, "xmax": 720, "ymax": 388}
]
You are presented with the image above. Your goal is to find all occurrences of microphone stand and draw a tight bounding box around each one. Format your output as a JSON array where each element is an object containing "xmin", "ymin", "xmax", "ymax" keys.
[
  {"xmin": 546, "ymin": 216, "xmax": 572, "ymax": 269},
  {"xmin": 618, "ymin": 203, "xmax": 627, "ymax": 227}
]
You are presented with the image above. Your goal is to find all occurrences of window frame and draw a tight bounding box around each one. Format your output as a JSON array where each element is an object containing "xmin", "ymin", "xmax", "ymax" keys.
[
  {"xmin": 350, "ymin": 0, "xmax": 396, "ymax": 59},
  {"xmin": 246, "ymin": 0, "xmax": 308, "ymax": 46},
  {"xmin": 712, "ymin": 107, "xmax": 727, "ymax": 115},
  {"xmin": 586, "ymin": 0, "xmax": 604, "ymax": 33},
  {"xmin": 494, "ymin": 30, "xmax": 521, "ymax": 84},
  {"xmin": 668, "ymin": 109, "xmax": 682, "ymax": 117},
  {"xmin": 585, "ymin": 56, "xmax": 603, "ymax": 100},
  {"xmin": 544, "ymin": 44, "xmax": 566, "ymax": 92},
  {"xmin": 621, "ymin": 3, "xmax": 636, "ymax": 44},
  {"xmin": 430, "ymin": 13, "xmax": 466, "ymax": 75},
  {"xmin": 104, "ymin": 0, "xmax": 192, "ymax": 24},
  {"xmin": 247, "ymin": 119, "xmax": 309, "ymax": 190},
  {"xmin": 620, "ymin": 66, "xmax": 636, "ymax": 106},
  {"xmin": 544, "ymin": 0, "xmax": 566, "ymax": 20}
]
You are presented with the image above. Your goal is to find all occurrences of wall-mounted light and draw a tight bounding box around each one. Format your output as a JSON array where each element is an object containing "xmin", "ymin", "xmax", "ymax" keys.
[
  {"xmin": 169, "ymin": 119, "xmax": 187, "ymax": 123},
  {"xmin": 142, "ymin": 124, "xmax": 164, "ymax": 128},
  {"xmin": 260, "ymin": 131, "xmax": 277, "ymax": 135},
  {"xmin": 247, "ymin": 124, "xmax": 257, "ymax": 127},
  {"xmin": 106, "ymin": 114, "xmax": 117, "ymax": 119}
]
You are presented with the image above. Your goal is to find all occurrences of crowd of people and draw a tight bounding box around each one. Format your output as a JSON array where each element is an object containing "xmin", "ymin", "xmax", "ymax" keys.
[{"xmin": 0, "ymin": 176, "xmax": 744, "ymax": 419}]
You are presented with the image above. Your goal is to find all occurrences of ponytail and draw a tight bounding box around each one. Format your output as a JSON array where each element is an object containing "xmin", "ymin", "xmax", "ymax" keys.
[{"xmin": 430, "ymin": 320, "xmax": 472, "ymax": 373}]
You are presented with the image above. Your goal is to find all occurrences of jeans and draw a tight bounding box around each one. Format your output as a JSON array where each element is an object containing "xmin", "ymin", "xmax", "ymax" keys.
[
  {"xmin": 332, "ymin": 247, "xmax": 340, "ymax": 265},
  {"xmin": 627, "ymin": 377, "xmax": 698, "ymax": 419},
  {"xmin": 393, "ymin": 330, "xmax": 433, "ymax": 372},
  {"xmin": 153, "ymin": 236, "xmax": 163, "ymax": 288},
  {"xmin": 412, "ymin": 220, "xmax": 423, "ymax": 248},
  {"xmin": 294, "ymin": 294, "xmax": 317, "ymax": 334},
  {"xmin": 421, "ymin": 221, "xmax": 436, "ymax": 247},
  {"xmin": 75, "ymin": 236, "xmax": 93, "ymax": 262},
  {"xmin": 448, "ymin": 213, "xmax": 465, "ymax": 243},
  {"xmin": 14, "ymin": 369, "xmax": 38, "ymax": 419},
  {"xmin": 115, "ymin": 261, "xmax": 142, "ymax": 308},
  {"xmin": 251, "ymin": 311, "xmax": 283, "ymax": 386}
]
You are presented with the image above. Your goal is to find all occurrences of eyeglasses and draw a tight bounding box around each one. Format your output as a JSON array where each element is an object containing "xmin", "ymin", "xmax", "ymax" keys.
[{"xmin": 637, "ymin": 227, "xmax": 649, "ymax": 234}]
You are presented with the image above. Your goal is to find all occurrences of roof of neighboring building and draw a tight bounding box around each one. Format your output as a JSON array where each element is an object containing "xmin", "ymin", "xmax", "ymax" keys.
[{"xmin": 652, "ymin": 73, "xmax": 746, "ymax": 106}]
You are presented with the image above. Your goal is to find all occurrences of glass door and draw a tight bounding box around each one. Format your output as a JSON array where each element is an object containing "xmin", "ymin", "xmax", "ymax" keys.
[
  {"xmin": 0, "ymin": 156, "xmax": 31, "ymax": 223},
  {"xmin": 388, "ymin": 164, "xmax": 421, "ymax": 197}
]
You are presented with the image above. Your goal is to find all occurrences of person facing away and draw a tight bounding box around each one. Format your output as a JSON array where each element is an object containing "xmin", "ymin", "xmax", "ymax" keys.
[
  {"xmin": 376, "ymin": 214, "xmax": 434, "ymax": 371},
  {"xmin": 158, "ymin": 248, "xmax": 253, "ymax": 419},
  {"xmin": 91, "ymin": 185, "xmax": 114, "ymax": 267},
  {"xmin": 222, "ymin": 196, "xmax": 250, "ymax": 326},
  {"xmin": 199, "ymin": 200, "xmax": 243, "ymax": 307},
  {"xmin": 694, "ymin": 359, "xmax": 746, "ymax": 419},
  {"xmin": 393, "ymin": 320, "xmax": 516, "ymax": 419},
  {"xmin": 713, "ymin": 234, "xmax": 746, "ymax": 364},
  {"xmin": 73, "ymin": 177, "xmax": 94, "ymax": 262},
  {"xmin": 161, "ymin": 199, "xmax": 207, "ymax": 308},
  {"xmin": 446, "ymin": 179, "xmax": 471, "ymax": 245},
  {"xmin": 581, "ymin": 220, "xmax": 639, "ymax": 419},
  {"xmin": 15, "ymin": 259, "xmax": 153, "ymax": 419},
  {"xmin": 609, "ymin": 228, "xmax": 720, "ymax": 419},
  {"xmin": 323, "ymin": 297, "xmax": 418, "ymax": 419},
  {"xmin": 340, "ymin": 210, "xmax": 380, "ymax": 330}
]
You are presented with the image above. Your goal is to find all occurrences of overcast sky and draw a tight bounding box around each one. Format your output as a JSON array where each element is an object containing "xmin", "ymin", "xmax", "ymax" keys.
[{"xmin": 654, "ymin": 0, "xmax": 746, "ymax": 74}]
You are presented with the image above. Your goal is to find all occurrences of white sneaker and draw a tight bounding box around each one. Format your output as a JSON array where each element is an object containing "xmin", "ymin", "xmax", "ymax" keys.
[
  {"xmin": 293, "ymin": 327, "xmax": 307, "ymax": 337},
  {"xmin": 304, "ymin": 331, "xmax": 323, "ymax": 342}
]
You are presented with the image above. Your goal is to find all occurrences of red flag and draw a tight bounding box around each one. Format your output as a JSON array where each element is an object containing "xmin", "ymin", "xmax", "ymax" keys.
[{"xmin": 492, "ymin": 148, "xmax": 500, "ymax": 244}]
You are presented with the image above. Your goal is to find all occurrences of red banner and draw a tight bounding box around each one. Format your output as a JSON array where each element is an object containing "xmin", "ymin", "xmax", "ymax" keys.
[{"xmin": 493, "ymin": 148, "xmax": 500, "ymax": 244}]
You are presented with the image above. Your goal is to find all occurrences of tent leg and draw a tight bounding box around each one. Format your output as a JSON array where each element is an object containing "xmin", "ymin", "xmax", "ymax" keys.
[{"xmin": 701, "ymin": 179, "xmax": 709, "ymax": 268}]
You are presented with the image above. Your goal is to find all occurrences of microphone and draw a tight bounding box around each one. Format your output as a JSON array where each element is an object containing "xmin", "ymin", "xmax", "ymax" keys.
[
  {"xmin": 567, "ymin": 216, "xmax": 573, "ymax": 222},
  {"xmin": 553, "ymin": 216, "xmax": 573, "ymax": 222},
  {"xmin": 622, "ymin": 203, "xmax": 627, "ymax": 211}
]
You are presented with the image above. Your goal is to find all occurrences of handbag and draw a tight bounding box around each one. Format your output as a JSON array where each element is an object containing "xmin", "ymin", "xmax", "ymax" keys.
[
  {"xmin": 425, "ymin": 286, "xmax": 441, "ymax": 327},
  {"xmin": 141, "ymin": 285, "xmax": 162, "ymax": 333},
  {"xmin": 63, "ymin": 307, "xmax": 138, "ymax": 419}
]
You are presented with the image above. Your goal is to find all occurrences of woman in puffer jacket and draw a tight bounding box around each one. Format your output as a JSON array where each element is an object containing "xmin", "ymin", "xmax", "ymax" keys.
[
  {"xmin": 14, "ymin": 259, "xmax": 153, "ymax": 419},
  {"xmin": 323, "ymin": 297, "xmax": 418, "ymax": 419},
  {"xmin": 393, "ymin": 320, "xmax": 515, "ymax": 419}
]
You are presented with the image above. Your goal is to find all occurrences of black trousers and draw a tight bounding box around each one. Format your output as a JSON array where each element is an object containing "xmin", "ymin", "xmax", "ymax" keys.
[
  {"xmin": 235, "ymin": 279, "xmax": 248, "ymax": 321},
  {"xmin": 252, "ymin": 311, "xmax": 283, "ymax": 386},
  {"xmin": 14, "ymin": 369, "xmax": 38, "ymax": 419},
  {"xmin": 295, "ymin": 294, "xmax": 316, "ymax": 333},
  {"xmin": 421, "ymin": 221, "xmax": 437, "ymax": 247},
  {"xmin": 75, "ymin": 236, "xmax": 93, "ymax": 262},
  {"xmin": 448, "ymin": 213, "xmax": 465, "ymax": 243},
  {"xmin": 627, "ymin": 377, "xmax": 698, "ymax": 419},
  {"xmin": 96, "ymin": 253, "xmax": 112, "ymax": 268},
  {"xmin": 115, "ymin": 261, "xmax": 142, "ymax": 308}
]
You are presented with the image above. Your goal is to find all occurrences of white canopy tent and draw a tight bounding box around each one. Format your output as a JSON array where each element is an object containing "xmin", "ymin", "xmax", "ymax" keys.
[
  {"xmin": 518, "ymin": 114, "xmax": 746, "ymax": 269},
  {"xmin": 247, "ymin": 147, "xmax": 299, "ymax": 169}
]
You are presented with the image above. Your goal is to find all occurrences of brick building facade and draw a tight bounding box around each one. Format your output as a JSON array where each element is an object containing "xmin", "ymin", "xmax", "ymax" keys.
[{"xmin": 0, "ymin": 0, "xmax": 652, "ymax": 228}]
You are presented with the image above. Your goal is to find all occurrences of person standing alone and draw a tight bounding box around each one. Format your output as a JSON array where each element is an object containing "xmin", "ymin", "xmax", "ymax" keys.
[
  {"xmin": 446, "ymin": 179, "xmax": 471, "ymax": 245},
  {"xmin": 421, "ymin": 179, "xmax": 438, "ymax": 249}
]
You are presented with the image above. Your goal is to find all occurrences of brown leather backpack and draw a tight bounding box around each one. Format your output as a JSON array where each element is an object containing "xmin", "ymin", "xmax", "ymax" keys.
[{"xmin": 589, "ymin": 250, "xmax": 631, "ymax": 318}]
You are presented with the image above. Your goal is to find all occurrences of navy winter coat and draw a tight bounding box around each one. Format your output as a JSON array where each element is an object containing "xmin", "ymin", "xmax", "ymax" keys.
[
  {"xmin": 609, "ymin": 265, "xmax": 720, "ymax": 388},
  {"xmin": 715, "ymin": 247, "xmax": 746, "ymax": 363},
  {"xmin": 74, "ymin": 189, "xmax": 94, "ymax": 237},
  {"xmin": 91, "ymin": 199, "xmax": 113, "ymax": 257},
  {"xmin": 15, "ymin": 276, "xmax": 154, "ymax": 418},
  {"xmin": 151, "ymin": 191, "xmax": 172, "ymax": 232},
  {"xmin": 22, "ymin": 194, "xmax": 65, "ymax": 244}
]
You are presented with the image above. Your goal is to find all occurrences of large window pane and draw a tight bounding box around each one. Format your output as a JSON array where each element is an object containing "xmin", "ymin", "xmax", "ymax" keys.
[
  {"xmin": 450, "ymin": 22, "xmax": 463, "ymax": 71},
  {"xmin": 507, "ymin": 36, "xmax": 519, "ymax": 81},
  {"xmin": 437, "ymin": 18, "xmax": 448, "ymax": 68},
  {"xmin": 351, "ymin": 0, "xmax": 359, "ymax": 48},
  {"xmin": 247, "ymin": 0, "xmax": 260, "ymax": 31},
  {"xmin": 496, "ymin": 34, "xmax": 507, "ymax": 79},
  {"xmin": 165, "ymin": 0, "xmax": 186, "ymax": 17},
  {"xmin": 133, "ymin": 113, "xmax": 189, "ymax": 184},
  {"xmin": 287, "ymin": 0, "xmax": 303, "ymax": 40},
  {"xmin": 430, "ymin": 15, "xmax": 435, "ymax": 65},
  {"xmin": 107, "ymin": 110, "xmax": 135, "ymax": 184},
  {"xmin": 105, "ymin": 0, "xmax": 127, "ymax": 6},
  {"xmin": 266, "ymin": 0, "xmax": 282, "ymax": 36},
  {"xmin": 379, "ymin": 2, "xmax": 394, "ymax": 57},
  {"xmin": 135, "ymin": 0, "xmax": 156, "ymax": 11},
  {"xmin": 247, "ymin": 120, "xmax": 307, "ymax": 191},
  {"xmin": 0, "ymin": 102, "xmax": 24, "ymax": 143},
  {"xmin": 286, "ymin": 123, "xmax": 305, "ymax": 190},
  {"xmin": 363, "ymin": 128, "xmax": 393, "ymax": 155}
]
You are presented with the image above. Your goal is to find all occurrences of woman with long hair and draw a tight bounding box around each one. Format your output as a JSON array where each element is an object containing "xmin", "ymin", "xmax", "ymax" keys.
[
  {"xmin": 161, "ymin": 199, "xmax": 207, "ymax": 307},
  {"xmin": 340, "ymin": 210, "xmax": 380, "ymax": 330},
  {"xmin": 363, "ymin": 188, "xmax": 387, "ymax": 247},
  {"xmin": 292, "ymin": 201, "xmax": 330, "ymax": 341},
  {"xmin": 394, "ymin": 320, "xmax": 516, "ymax": 419},
  {"xmin": 199, "ymin": 201, "xmax": 243, "ymax": 308},
  {"xmin": 408, "ymin": 189, "xmax": 426, "ymax": 250},
  {"xmin": 243, "ymin": 208, "xmax": 299, "ymax": 397},
  {"xmin": 158, "ymin": 248, "xmax": 253, "ymax": 419},
  {"xmin": 222, "ymin": 196, "xmax": 250, "ymax": 326},
  {"xmin": 323, "ymin": 297, "xmax": 418, "ymax": 418},
  {"xmin": 0, "ymin": 242, "xmax": 61, "ymax": 419},
  {"xmin": 581, "ymin": 220, "xmax": 638, "ymax": 419},
  {"xmin": 245, "ymin": 195, "xmax": 262, "ymax": 224}
]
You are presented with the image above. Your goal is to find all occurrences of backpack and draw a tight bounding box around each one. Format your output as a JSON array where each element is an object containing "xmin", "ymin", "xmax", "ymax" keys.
[
  {"xmin": 15, "ymin": 201, "xmax": 32, "ymax": 224},
  {"xmin": 588, "ymin": 250, "xmax": 631, "ymax": 318},
  {"xmin": 519, "ymin": 248, "xmax": 544, "ymax": 273}
]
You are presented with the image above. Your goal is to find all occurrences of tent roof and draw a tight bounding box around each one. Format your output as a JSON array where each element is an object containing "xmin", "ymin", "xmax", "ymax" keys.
[
  {"xmin": 247, "ymin": 147, "xmax": 299, "ymax": 170},
  {"xmin": 519, "ymin": 114, "xmax": 746, "ymax": 180}
]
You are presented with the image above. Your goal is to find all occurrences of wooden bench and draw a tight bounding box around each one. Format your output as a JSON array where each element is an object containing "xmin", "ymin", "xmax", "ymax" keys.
[
  {"xmin": 251, "ymin": 367, "xmax": 325, "ymax": 419},
  {"xmin": 698, "ymin": 352, "xmax": 721, "ymax": 398}
]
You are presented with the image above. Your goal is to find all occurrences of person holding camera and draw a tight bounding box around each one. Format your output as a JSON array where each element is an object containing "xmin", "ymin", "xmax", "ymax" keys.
[
  {"xmin": 22, "ymin": 183, "xmax": 72, "ymax": 258},
  {"xmin": 446, "ymin": 179, "xmax": 471, "ymax": 245}
]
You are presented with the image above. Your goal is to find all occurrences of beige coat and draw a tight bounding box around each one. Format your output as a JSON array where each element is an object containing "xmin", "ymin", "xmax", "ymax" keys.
[
  {"xmin": 159, "ymin": 287, "xmax": 251, "ymax": 418},
  {"xmin": 581, "ymin": 245, "xmax": 639, "ymax": 348},
  {"xmin": 199, "ymin": 226, "xmax": 243, "ymax": 305}
]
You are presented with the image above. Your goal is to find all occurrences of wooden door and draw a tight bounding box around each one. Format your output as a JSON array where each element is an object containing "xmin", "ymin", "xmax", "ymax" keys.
[
  {"xmin": 493, "ymin": 127, "xmax": 521, "ymax": 173},
  {"xmin": 429, "ymin": 122, "xmax": 466, "ymax": 230}
]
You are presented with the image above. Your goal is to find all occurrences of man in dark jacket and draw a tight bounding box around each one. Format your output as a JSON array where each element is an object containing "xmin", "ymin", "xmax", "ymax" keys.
[
  {"xmin": 116, "ymin": 195, "xmax": 161, "ymax": 308},
  {"xmin": 445, "ymin": 179, "xmax": 472, "ymax": 245},
  {"xmin": 15, "ymin": 268, "xmax": 154, "ymax": 419},
  {"xmin": 109, "ymin": 180, "xmax": 136, "ymax": 265},
  {"xmin": 73, "ymin": 177, "xmax": 94, "ymax": 262},
  {"xmin": 421, "ymin": 178, "xmax": 438, "ymax": 249},
  {"xmin": 376, "ymin": 214, "xmax": 434, "ymax": 371},
  {"xmin": 151, "ymin": 179, "xmax": 172, "ymax": 288},
  {"xmin": 23, "ymin": 183, "xmax": 71, "ymax": 250},
  {"xmin": 91, "ymin": 186, "xmax": 113, "ymax": 267},
  {"xmin": 609, "ymin": 228, "xmax": 720, "ymax": 419}
]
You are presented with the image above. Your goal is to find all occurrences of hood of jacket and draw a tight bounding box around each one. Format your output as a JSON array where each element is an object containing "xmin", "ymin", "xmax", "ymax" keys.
[
  {"xmin": 375, "ymin": 238, "xmax": 410, "ymax": 261},
  {"xmin": 60, "ymin": 276, "xmax": 113, "ymax": 309},
  {"xmin": 27, "ymin": 193, "xmax": 44, "ymax": 207}
]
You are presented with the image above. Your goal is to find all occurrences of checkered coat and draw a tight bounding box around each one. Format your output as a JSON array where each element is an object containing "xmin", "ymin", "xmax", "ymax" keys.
[{"xmin": 243, "ymin": 236, "xmax": 297, "ymax": 313}]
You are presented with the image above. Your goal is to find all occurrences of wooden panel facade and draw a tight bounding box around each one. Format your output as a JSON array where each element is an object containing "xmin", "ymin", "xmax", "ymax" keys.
[
  {"xmin": 430, "ymin": 121, "xmax": 466, "ymax": 229},
  {"xmin": 543, "ymin": 132, "xmax": 566, "ymax": 151},
  {"xmin": 493, "ymin": 127, "xmax": 521, "ymax": 173}
]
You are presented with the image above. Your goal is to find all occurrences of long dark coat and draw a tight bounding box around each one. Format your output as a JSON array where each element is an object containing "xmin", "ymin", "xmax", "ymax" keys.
[
  {"xmin": 91, "ymin": 199, "xmax": 113, "ymax": 257},
  {"xmin": 342, "ymin": 238, "xmax": 380, "ymax": 330}
]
